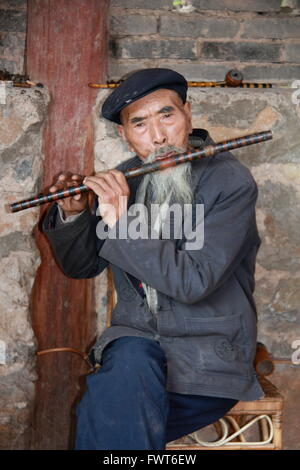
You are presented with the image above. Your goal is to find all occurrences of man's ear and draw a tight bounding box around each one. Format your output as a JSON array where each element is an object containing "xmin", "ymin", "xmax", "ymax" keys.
[
  {"xmin": 184, "ymin": 101, "xmax": 193, "ymax": 134},
  {"xmin": 117, "ymin": 125, "xmax": 134, "ymax": 152},
  {"xmin": 117, "ymin": 124, "xmax": 125, "ymax": 140}
]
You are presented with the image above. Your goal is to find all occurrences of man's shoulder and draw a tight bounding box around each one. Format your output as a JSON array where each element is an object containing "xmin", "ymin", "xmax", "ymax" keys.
[
  {"xmin": 192, "ymin": 130, "xmax": 257, "ymax": 195},
  {"xmin": 213, "ymin": 151, "xmax": 256, "ymax": 185}
]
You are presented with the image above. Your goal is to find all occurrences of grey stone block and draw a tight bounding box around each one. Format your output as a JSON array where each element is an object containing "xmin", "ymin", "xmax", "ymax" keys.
[
  {"xmin": 192, "ymin": 0, "xmax": 280, "ymax": 11},
  {"xmin": 0, "ymin": 31, "xmax": 25, "ymax": 56},
  {"xmin": 202, "ymin": 41, "xmax": 281, "ymax": 62},
  {"xmin": 242, "ymin": 18, "xmax": 300, "ymax": 39},
  {"xmin": 160, "ymin": 14, "xmax": 240, "ymax": 38},
  {"xmin": 0, "ymin": 9, "xmax": 26, "ymax": 32},
  {"xmin": 110, "ymin": 14, "xmax": 157, "ymax": 36},
  {"xmin": 0, "ymin": 57, "xmax": 21, "ymax": 74},
  {"xmin": 0, "ymin": 0, "xmax": 27, "ymax": 8},
  {"xmin": 283, "ymin": 43, "xmax": 300, "ymax": 63},
  {"xmin": 0, "ymin": 232, "xmax": 33, "ymax": 258},
  {"xmin": 158, "ymin": 62, "xmax": 235, "ymax": 81},
  {"xmin": 111, "ymin": 38, "xmax": 197, "ymax": 59},
  {"xmin": 110, "ymin": 0, "xmax": 170, "ymax": 9},
  {"xmin": 242, "ymin": 64, "xmax": 300, "ymax": 81}
]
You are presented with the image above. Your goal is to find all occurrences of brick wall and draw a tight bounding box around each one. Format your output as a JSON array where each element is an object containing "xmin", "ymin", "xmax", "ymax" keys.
[
  {"xmin": 109, "ymin": 0, "xmax": 300, "ymax": 82},
  {"xmin": 1, "ymin": 1, "xmax": 299, "ymax": 81},
  {"xmin": 0, "ymin": 0, "xmax": 27, "ymax": 74}
]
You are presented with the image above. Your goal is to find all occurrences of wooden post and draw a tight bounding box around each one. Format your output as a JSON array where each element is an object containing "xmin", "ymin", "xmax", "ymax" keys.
[{"xmin": 26, "ymin": 0, "xmax": 109, "ymax": 449}]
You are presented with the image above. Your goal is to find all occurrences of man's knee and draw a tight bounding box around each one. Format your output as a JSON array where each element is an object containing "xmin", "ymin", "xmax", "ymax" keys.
[{"xmin": 102, "ymin": 336, "xmax": 167, "ymax": 373}]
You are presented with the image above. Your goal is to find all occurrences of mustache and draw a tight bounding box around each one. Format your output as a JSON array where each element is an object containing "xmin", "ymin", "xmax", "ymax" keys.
[{"xmin": 144, "ymin": 145, "xmax": 186, "ymax": 164}]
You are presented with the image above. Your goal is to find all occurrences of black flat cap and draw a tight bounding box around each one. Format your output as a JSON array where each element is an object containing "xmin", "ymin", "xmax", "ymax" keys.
[{"xmin": 101, "ymin": 68, "xmax": 188, "ymax": 124}]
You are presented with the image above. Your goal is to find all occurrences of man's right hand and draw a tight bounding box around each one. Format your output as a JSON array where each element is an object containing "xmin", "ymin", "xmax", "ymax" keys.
[{"xmin": 49, "ymin": 172, "xmax": 89, "ymax": 218}]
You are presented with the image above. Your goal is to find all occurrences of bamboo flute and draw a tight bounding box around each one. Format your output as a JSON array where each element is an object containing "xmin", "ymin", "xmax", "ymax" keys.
[{"xmin": 7, "ymin": 130, "xmax": 272, "ymax": 213}]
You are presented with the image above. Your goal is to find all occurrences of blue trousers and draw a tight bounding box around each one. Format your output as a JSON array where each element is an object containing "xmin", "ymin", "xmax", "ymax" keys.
[{"xmin": 75, "ymin": 336, "xmax": 237, "ymax": 450}]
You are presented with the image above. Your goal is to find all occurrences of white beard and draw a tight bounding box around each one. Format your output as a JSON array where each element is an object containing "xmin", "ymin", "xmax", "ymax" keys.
[
  {"xmin": 140, "ymin": 145, "xmax": 193, "ymax": 206},
  {"xmin": 136, "ymin": 145, "xmax": 194, "ymax": 315}
]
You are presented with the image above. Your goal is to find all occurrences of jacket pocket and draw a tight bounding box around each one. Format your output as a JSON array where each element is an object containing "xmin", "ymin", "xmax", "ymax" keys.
[
  {"xmin": 184, "ymin": 313, "xmax": 245, "ymax": 364},
  {"xmin": 184, "ymin": 313, "xmax": 241, "ymax": 338},
  {"xmin": 183, "ymin": 313, "xmax": 251, "ymax": 377}
]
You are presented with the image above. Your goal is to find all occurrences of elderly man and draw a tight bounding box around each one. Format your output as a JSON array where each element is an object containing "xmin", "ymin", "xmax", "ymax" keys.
[{"xmin": 43, "ymin": 68, "xmax": 263, "ymax": 450}]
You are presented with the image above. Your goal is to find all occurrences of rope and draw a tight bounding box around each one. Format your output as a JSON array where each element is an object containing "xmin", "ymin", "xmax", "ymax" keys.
[
  {"xmin": 191, "ymin": 414, "xmax": 274, "ymax": 447},
  {"xmin": 36, "ymin": 347, "xmax": 93, "ymax": 367}
]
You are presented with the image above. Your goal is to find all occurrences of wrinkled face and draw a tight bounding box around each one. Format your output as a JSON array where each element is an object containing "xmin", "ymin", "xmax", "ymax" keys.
[{"xmin": 117, "ymin": 88, "xmax": 193, "ymax": 160}]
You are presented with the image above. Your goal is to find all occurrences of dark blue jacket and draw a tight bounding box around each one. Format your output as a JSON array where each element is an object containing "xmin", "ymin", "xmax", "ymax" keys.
[{"xmin": 43, "ymin": 130, "xmax": 264, "ymax": 401}]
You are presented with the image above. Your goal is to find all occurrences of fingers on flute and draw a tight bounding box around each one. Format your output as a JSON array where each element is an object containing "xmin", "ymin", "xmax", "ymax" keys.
[
  {"xmin": 53, "ymin": 172, "xmax": 83, "ymax": 185},
  {"xmin": 109, "ymin": 170, "xmax": 130, "ymax": 194},
  {"xmin": 83, "ymin": 175, "xmax": 110, "ymax": 199},
  {"xmin": 50, "ymin": 173, "xmax": 84, "ymax": 200},
  {"xmin": 84, "ymin": 170, "xmax": 129, "ymax": 199}
]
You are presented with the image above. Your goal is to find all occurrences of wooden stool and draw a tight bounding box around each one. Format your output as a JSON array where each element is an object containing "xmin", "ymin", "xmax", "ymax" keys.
[{"xmin": 166, "ymin": 374, "xmax": 284, "ymax": 450}]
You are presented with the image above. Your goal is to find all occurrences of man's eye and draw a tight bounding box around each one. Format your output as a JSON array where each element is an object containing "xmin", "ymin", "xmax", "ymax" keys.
[
  {"xmin": 135, "ymin": 122, "xmax": 145, "ymax": 128},
  {"xmin": 163, "ymin": 114, "xmax": 172, "ymax": 119}
]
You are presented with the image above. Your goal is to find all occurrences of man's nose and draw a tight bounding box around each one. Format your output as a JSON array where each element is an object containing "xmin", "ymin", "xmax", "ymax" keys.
[{"xmin": 150, "ymin": 122, "xmax": 167, "ymax": 146}]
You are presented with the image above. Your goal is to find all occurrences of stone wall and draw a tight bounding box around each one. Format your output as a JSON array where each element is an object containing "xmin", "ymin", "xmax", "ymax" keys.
[
  {"xmin": 0, "ymin": 86, "xmax": 49, "ymax": 449},
  {"xmin": 0, "ymin": 0, "xmax": 27, "ymax": 74},
  {"xmin": 109, "ymin": 0, "xmax": 300, "ymax": 82}
]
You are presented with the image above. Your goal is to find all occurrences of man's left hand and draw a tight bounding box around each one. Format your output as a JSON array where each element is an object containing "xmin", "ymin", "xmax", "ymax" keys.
[{"xmin": 84, "ymin": 170, "xmax": 130, "ymax": 228}]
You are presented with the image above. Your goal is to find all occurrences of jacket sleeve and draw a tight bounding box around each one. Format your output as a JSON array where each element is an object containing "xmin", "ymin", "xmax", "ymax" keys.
[
  {"xmin": 99, "ymin": 177, "xmax": 259, "ymax": 304},
  {"xmin": 42, "ymin": 203, "xmax": 109, "ymax": 278},
  {"xmin": 41, "ymin": 157, "xmax": 138, "ymax": 279}
]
